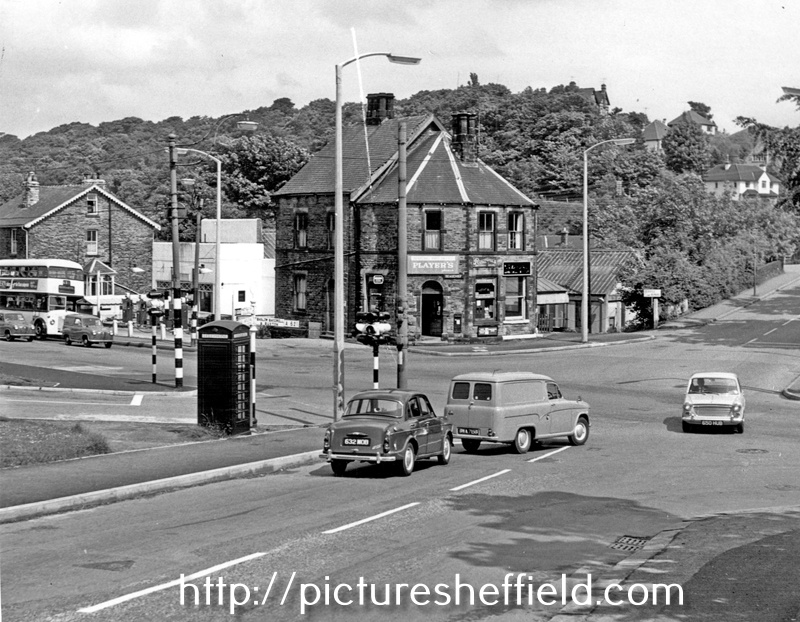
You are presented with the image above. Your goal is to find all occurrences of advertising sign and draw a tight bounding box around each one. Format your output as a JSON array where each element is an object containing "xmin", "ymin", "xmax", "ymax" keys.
[{"xmin": 407, "ymin": 255, "xmax": 460, "ymax": 275}]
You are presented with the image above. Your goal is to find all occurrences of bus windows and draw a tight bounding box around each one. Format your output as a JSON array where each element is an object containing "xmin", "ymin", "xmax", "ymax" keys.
[{"xmin": 49, "ymin": 296, "xmax": 67, "ymax": 310}]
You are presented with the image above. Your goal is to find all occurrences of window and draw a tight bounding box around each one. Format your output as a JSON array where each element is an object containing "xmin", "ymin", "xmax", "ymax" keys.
[
  {"xmin": 546, "ymin": 382, "xmax": 562, "ymax": 400},
  {"xmin": 474, "ymin": 280, "xmax": 496, "ymax": 320},
  {"xmin": 761, "ymin": 180, "xmax": 767, "ymax": 189},
  {"xmin": 10, "ymin": 229, "xmax": 17, "ymax": 255},
  {"xmin": 293, "ymin": 273, "xmax": 307, "ymax": 311},
  {"xmin": 507, "ymin": 212, "xmax": 524, "ymax": 250},
  {"xmin": 504, "ymin": 276, "xmax": 526, "ymax": 319},
  {"xmin": 87, "ymin": 193, "xmax": 98, "ymax": 215},
  {"xmin": 326, "ymin": 212, "xmax": 336, "ymax": 250},
  {"xmin": 473, "ymin": 383, "xmax": 493, "ymax": 401},
  {"xmin": 294, "ymin": 212, "xmax": 308, "ymax": 249},
  {"xmin": 451, "ymin": 382, "xmax": 471, "ymax": 400},
  {"xmin": 478, "ymin": 212, "xmax": 495, "ymax": 250},
  {"xmin": 238, "ymin": 290, "xmax": 246, "ymax": 303},
  {"xmin": 86, "ymin": 230, "xmax": 98, "ymax": 255},
  {"xmin": 424, "ymin": 211, "xmax": 442, "ymax": 250}
]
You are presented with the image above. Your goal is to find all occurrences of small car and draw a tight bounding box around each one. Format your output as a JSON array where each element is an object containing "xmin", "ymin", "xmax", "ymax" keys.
[
  {"xmin": 321, "ymin": 389, "xmax": 453, "ymax": 476},
  {"xmin": 446, "ymin": 372, "xmax": 590, "ymax": 453},
  {"xmin": 0, "ymin": 312, "xmax": 35, "ymax": 342},
  {"xmin": 62, "ymin": 313, "xmax": 113, "ymax": 348},
  {"xmin": 682, "ymin": 372, "xmax": 745, "ymax": 433}
]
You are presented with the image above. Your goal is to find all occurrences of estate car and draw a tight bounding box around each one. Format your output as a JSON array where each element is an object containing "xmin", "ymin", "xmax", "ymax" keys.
[
  {"xmin": 446, "ymin": 372, "xmax": 590, "ymax": 453},
  {"xmin": 0, "ymin": 312, "xmax": 35, "ymax": 342},
  {"xmin": 321, "ymin": 389, "xmax": 453, "ymax": 476},
  {"xmin": 682, "ymin": 372, "xmax": 745, "ymax": 433},
  {"xmin": 62, "ymin": 313, "xmax": 113, "ymax": 348}
]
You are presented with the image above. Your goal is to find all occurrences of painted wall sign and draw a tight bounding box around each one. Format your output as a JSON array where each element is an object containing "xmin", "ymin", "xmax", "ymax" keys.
[{"xmin": 407, "ymin": 255, "xmax": 460, "ymax": 275}]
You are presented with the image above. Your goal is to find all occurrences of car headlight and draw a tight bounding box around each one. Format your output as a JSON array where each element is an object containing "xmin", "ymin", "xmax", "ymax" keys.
[
  {"xmin": 732, "ymin": 404, "xmax": 742, "ymax": 413},
  {"xmin": 49, "ymin": 319, "xmax": 55, "ymax": 325},
  {"xmin": 383, "ymin": 437, "xmax": 391, "ymax": 453},
  {"xmin": 683, "ymin": 403, "xmax": 693, "ymax": 413}
]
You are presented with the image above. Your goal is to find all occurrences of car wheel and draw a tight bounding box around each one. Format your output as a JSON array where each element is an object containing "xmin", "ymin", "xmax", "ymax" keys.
[
  {"xmin": 104, "ymin": 342, "xmax": 112, "ymax": 349},
  {"xmin": 82, "ymin": 336, "xmax": 91, "ymax": 348},
  {"xmin": 35, "ymin": 323, "xmax": 47, "ymax": 340},
  {"xmin": 331, "ymin": 459, "xmax": 347, "ymax": 476},
  {"xmin": 437, "ymin": 435, "xmax": 452, "ymax": 465},
  {"xmin": 568, "ymin": 416, "xmax": 590, "ymax": 446},
  {"xmin": 513, "ymin": 428, "xmax": 532, "ymax": 454},
  {"xmin": 27, "ymin": 336, "xmax": 34, "ymax": 342},
  {"xmin": 64, "ymin": 335, "xmax": 72, "ymax": 346},
  {"xmin": 3, "ymin": 331, "xmax": 12, "ymax": 342},
  {"xmin": 399, "ymin": 443, "xmax": 416, "ymax": 476},
  {"xmin": 681, "ymin": 421, "xmax": 691, "ymax": 433},
  {"xmin": 736, "ymin": 422, "xmax": 744, "ymax": 434},
  {"xmin": 461, "ymin": 438, "xmax": 481, "ymax": 453}
]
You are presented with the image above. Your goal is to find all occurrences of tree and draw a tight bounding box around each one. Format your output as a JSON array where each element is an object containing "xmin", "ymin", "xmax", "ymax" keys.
[
  {"xmin": 662, "ymin": 122, "xmax": 711, "ymax": 175},
  {"xmin": 688, "ymin": 101, "xmax": 713, "ymax": 120}
]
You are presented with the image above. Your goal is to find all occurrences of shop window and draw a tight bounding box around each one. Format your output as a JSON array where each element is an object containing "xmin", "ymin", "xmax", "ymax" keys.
[
  {"xmin": 294, "ymin": 212, "xmax": 308, "ymax": 249},
  {"xmin": 474, "ymin": 280, "xmax": 496, "ymax": 320},
  {"xmin": 478, "ymin": 212, "xmax": 495, "ymax": 250},
  {"xmin": 507, "ymin": 212, "xmax": 524, "ymax": 250},
  {"xmin": 424, "ymin": 210, "xmax": 442, "ymax": 250},
  {"xmin": 86, "ymin": 230, "xmax": 98, "ymax": 255},
  {"xmin": 293, "ymin": 273, "xmax": 307, "ymax": 311},
  {"xmin": 504, "ymin": 276, "xmax": 526, "ymax": 319}
]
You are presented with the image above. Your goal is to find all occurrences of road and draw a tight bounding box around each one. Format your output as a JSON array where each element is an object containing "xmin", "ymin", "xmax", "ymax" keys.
[{"xmin": 1, "ymin": 283, "xmax": 799, "ymax": 621}]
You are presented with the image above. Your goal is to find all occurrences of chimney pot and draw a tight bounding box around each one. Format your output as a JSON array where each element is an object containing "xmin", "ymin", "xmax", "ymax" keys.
[
  {"xmin": 365, "ymin": 93, "xmax": 395, "ymax": 125},
  {"xmin": 24, "ymin": 171, "xmax": 40, "ymax": 207},
  {"xmin": 451, "ymin": 112, "xmax": 478, "ymax": 163}
]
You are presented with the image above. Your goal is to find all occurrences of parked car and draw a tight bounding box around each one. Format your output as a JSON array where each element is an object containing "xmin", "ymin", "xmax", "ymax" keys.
[
  {"xmin": 321, "ymin": 389, "xmax": 453, "ymax": 476},
  {"xmin": 62, "ymin": 314, "xmax": 113, "ymax": 348},
  {"xmin": 682, "ymin": 372, "xmax": 745, "ymax": 433},
  {"xmin": 446, "ymin": 372, "xmax": 590, "ymax": 453},
  {"xmin": 0, "ymin": 312, "xmax": 35, "ymax": 342}
]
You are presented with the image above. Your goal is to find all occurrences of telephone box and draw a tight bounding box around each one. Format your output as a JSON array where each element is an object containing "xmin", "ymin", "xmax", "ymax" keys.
[{"xmin": 197, "ymin": 320, "xmax": 252, "ymax": 435}]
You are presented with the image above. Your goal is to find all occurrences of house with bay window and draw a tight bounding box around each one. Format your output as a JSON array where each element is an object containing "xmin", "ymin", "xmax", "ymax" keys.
[{"xmin": 273, "ymin": 93, "xmax": 540, "ymax": 341}]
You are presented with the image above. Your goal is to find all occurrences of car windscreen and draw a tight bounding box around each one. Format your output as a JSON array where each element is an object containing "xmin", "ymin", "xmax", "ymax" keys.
[
  {"xmin": 689, "ymin": 378, "xmax": 739, "ymax": 395},
  {"xmin": 345, "ymin": 398, "xmax": 403, "ymax": 418},
  {"xmin": 82, "ymin": 317, "xmax": 102, "ymax": 327},
  {"xmin": 6, "ymin": 313, "xmax": 24, "ymax": 321}
]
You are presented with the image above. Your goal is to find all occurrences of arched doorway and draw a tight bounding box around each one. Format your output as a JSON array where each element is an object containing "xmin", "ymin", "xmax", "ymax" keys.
[{"xmin": 421, "ymin": 281, "xmax": 444, "ymax": 337}]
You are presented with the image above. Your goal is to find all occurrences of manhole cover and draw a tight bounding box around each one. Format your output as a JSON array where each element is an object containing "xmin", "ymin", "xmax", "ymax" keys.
[
  {"xmin": 736, "ymin": 448, "xmax": 769, "ymax": 454},
  {"xmin": 610, "ymin": 535, "xmax": 651, "ymax": 552}
]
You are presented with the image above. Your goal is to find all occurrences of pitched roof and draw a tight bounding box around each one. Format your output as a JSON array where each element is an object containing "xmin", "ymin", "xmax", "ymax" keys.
[
  {"xmin": 357, "ymin": 131, "xmax": 534, "ymax": 206},
  {"xmin": 668, "ymin": 110, "xmax": 716, "ymax": 128},
  {"xmin": 536, "ymin": 275, "xmax": 568, "ymax": 293},
  {"xmin": 642, "ymin": 119, "xmax": 669, "ymax": 141},
  {"xmin": 537, "ymin": 248, "xmax": 637, "ymax": 296},
  {"xmin": 274, "ymin": 115, "xmax": 434, "ymax": 196},
  {"xmin": 703, "ymin": 163, "xmax": 780, "ymax": 183},
  {"xmin": 0, "ymin": 184, "xmax": 160, "ymax": 230}
]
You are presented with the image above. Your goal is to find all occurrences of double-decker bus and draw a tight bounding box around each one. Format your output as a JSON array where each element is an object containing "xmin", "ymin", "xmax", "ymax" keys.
[{"xmin": 0, "ymin": 259, "xmax": 85, "ymax": 339}]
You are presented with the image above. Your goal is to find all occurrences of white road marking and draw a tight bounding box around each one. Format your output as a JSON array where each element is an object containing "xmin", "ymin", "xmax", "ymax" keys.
[
  {"xmin": 130, "ymin": 394, "xmax": 143, "ymax": 406},
  {"xmin": 78, "ymin": 551, "xmax": 267, "ymax": 613},
  {"xmin": 449, "ymin": 469, "xmax": 511, "ymax": 492},
  {"xmin": 764, "ymin": 328, "xmax": 777, "ymax": 336},
  {"xmin": 745, "ymin": 338, "xmax": 758, "ymax": 345},
  {"xmin": 527, "ymin": 446, "xmax": 570, "ymax": 463},
  {"xmin": 322, "ymin": 502, "xmax": 420, "ymax": 534}
]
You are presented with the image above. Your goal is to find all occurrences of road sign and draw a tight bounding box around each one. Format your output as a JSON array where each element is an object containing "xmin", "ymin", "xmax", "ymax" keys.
[{"xmin": 643, "ymin": 289, "xmax": 661, "ymax": 298}]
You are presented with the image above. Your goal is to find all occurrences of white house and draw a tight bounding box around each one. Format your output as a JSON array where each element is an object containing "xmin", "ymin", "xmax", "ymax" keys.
[{"xmin": 703, "ymin": 163, "xmax": 781, "ymax": 201}]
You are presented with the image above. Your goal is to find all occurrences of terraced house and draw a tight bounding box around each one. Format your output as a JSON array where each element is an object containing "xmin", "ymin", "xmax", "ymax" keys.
[{"xmin": 273, "ymin": 93, "xmax": 540, "ymax": 341}]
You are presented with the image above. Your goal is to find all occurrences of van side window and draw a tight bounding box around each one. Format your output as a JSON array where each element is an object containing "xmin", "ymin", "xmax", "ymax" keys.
[
  {"xmin": 546, "ymin": 382, "xmax": 561, "ymax": 400},
  {"xmin": 452, "ymin": 382, "xmax": 471, "ymax": 400},
  {"xmin": 474, "ymin": 383, "xmax": 492, "ymax": 401}
]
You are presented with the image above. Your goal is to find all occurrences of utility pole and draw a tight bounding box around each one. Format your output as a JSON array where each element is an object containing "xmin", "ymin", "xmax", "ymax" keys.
[
  {"xmin": 168, "ymin": 134, "xmax": 184, "ymax": 388},
  {"xmin": 396, "ymin": 121, "xmax": 409, "ymax": 389}
]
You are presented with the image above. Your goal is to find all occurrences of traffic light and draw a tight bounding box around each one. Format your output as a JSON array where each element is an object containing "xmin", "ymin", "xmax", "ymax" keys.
[
  {"xmin": 353, "ymin": 311, "xmax": 393, "ymax": 345},
  {"xmin": 146, "ymin": 290, "xmax": 165, "ymax": 317}
]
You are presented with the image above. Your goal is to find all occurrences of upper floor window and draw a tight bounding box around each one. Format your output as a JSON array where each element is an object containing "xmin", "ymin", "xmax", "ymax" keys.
[
  {"xmin": 293, "ymin": 273, "xmax": 307, "ymax": 311},
  {"xmin": 478, "ymin": 212, "xmax": 495, "ymax": 250},
  {"xmin": 294, "ymin": 212, "xmax": 308, "ymax": 249},
  {"xmin": 87, "ymin": 193, "xmax": 98, "ymax": 216},
  {"xmin": 326, "ymin": 212, "xmax": 336, "ymax": 250},
  {"xmin": 10, "ymin": 229, "xmax": 18, "ymax": 255},
  {"xmin": 507, "ymin": 212, "xmax": 524, "ymax": 250},
  {"xmin": 761, "ymin": 180, "xmax": 767, "ymax": 189},
  {"xmin": 424, "ymin": 210, "xmax": 442, "ymax": 251},
  {"xmin": 86, "ymin": 230, "xmax": 98, "ymax": 255}
]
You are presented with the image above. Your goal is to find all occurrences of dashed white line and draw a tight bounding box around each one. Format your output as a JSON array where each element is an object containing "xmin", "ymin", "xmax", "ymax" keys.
[
  {"xmin": 449, "ymin": 469, "xmax": 511, "ymax": 492},
  {"xmin": 527, "ymin": 446, "xmax": 570, "ymax": 463},
  {"xmin": 130, "ymin": 394, "xmax": 143, "ymax": 406},
  {"xmin": 322, "ymin": 502, "xmax": 420, "ymax": 534}
]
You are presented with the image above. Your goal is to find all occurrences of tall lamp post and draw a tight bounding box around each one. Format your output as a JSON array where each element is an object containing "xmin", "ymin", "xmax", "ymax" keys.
[
  {"xmin": 582, "ymin": 137, "xmax": 635, "ymax": 344},
  {"xmin": 333, "ymin": 52, "xmax": 420, "ymax": 420}
]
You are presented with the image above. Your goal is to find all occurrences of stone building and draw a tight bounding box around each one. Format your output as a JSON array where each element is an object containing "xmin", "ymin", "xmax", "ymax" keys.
[
  {"xmin": 273, "ymin": 94, "xmax": 539, "ymax": 341},
  {"xmin": 0, "ymin": 173, "xmax": 160, "ymax": 295}
]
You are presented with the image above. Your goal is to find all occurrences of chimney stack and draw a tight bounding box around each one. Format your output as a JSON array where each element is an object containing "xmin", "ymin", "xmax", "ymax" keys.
[
  {"xmin": 82, "ymin": 172, "xmax": 105, "ymax": 186},
  {"xmin": 23, "ymin": 172, "xmax": 39, "ymax": 207},
  {"xmin": 451, "ymin": 113, "xmax": 478, "ymax": 163},
  {"xmin": 366, "ymin": 93, "xmax": 395, "ymax": 125}
]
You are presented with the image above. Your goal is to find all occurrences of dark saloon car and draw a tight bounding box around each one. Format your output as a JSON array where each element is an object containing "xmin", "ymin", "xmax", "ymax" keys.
[
  {"xmin": 62, "ymin": 313, "xmax": 113, "ymax": 348},
  {"xmin": 321, "ymin": 389, "xmax": 453, "ymax": 476},
  {"xmin": 0, "ymin": 312, "xmax": 35, "ymax": 341}
]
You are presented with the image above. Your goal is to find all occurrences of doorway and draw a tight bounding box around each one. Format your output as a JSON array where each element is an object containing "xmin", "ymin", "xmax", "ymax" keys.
[{"xmin": 421, "ymin": 281, "xmax": 444, "ymax": 337}]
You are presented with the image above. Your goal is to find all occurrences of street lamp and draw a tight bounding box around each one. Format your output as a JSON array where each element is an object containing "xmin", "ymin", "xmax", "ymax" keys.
[
  {"xmin": 582, "ymin": 137, "xmax": 635, "ymax": 343},
  {"xmin": 333, "ymin": 52, "xmax": 421, "ymax": 421}
]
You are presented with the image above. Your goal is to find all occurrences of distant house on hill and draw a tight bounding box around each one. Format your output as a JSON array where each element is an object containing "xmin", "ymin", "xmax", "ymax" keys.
[
  {"xmin": 703, "ymin": 163, "xmax": 781, "ymax": 201},
  {"xmin": 643, "ymin": 119, "xmax": 669, "ymax": 152},
  {"xmin": 573, "ymin": 82, "xmax": 611, "ymax": 112},
  {"xmin": 668, "ymin": 110, "xmax": 717, "ymax": 135},
  {"xmin": 0, "ymin": 173, "xmax": 159, "ymax": 299}
]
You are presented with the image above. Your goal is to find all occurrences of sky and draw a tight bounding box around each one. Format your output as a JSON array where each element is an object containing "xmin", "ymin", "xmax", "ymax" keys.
[{"xmin": 1, "ymin": 0, "xmax": 798, "ymax": 140}]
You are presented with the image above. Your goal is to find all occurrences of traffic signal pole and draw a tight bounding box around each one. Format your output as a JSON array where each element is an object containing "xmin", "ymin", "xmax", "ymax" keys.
[
  {"xmin": 396, "ymin": 121, "xmax": 409, "ymax": 389},
  {"xmin": 372, "ymin": 340, "xmax": 380, "ymax": 389},
  {"xmin": 168, "ymin": 134, "xmax": 184, "ymax": 389}
]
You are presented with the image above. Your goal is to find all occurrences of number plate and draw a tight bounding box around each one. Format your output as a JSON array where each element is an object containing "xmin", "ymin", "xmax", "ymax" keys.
[
  {"xmin": 700, "ymin": 421, "xmax": 724, "ymax": 426},
  {"xmin": 458, "ymin": 427, "xmax": 480, "ymax": 435},
  {"xmin": 343, "ymin": 438, "xmax": 370, "ymax": 446}
]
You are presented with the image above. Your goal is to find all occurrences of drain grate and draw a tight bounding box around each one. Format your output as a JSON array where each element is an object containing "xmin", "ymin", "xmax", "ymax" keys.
[{"xmin": 610, "ymin": 535, "xmax": 652, "ymax": 552}]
